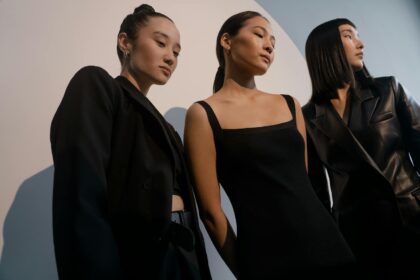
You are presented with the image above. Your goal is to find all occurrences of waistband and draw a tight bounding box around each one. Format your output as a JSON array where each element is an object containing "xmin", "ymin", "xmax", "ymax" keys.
[
  {"xmin": 171, "ymin": 211, "xmax": 193, "ymax": 226},
  {"xmin": 166, "ymin": 211, "xmax": 196, "ymax": 251}
]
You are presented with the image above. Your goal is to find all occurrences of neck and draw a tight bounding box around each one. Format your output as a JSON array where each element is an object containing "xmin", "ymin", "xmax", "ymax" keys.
[
  {"xmin": 336, "ymin": 83, "xmax": 351, "ymax": 101},
  {"xmin": 222, "ymin": 78, "xmax": 257, "ymax": 96},
  {"xmin": 222, "ymin": 63, "xmax": 257, "ymax": 95},
  {"xmin": 120, "ymin": 68, "xmax": 151, "ymax": 96}
]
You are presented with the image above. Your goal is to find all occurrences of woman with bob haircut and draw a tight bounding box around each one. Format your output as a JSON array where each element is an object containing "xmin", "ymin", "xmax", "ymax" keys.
[
  {"xmin": 50, "ymin": 4, "xmax": 211, "ymax": 280},
  {"xmin": 184, "ymin": 11, "xmax": 355, "ymax": 279},
  {"xmin": 303, "ymin": 18, "xmax": 420, "ymax": 279}
]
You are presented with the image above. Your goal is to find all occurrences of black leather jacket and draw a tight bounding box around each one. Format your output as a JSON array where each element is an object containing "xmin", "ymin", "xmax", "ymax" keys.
[{"xmin": 303, "ymin": 76, "xmax": 420, "ymax": 229}]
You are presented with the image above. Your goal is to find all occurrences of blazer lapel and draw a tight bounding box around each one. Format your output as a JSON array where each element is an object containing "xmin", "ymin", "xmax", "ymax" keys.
[
  {"xmin": 116, "ymin": 76, "xmax": 177, "ymax": 164},
  {"xmin": 311, "ymin": 102, "xmax": 384, "ymax": 176}
]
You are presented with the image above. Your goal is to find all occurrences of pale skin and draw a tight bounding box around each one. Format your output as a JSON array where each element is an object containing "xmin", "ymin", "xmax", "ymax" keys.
[
  {"xmin": 330, "ymin": 24, "xmax": 365, "ymax": 118},
  {"xmin": 184, "ymin": 16, "xmax": 308, "ymax": 276},
  {"xmin": 117, "ymin": 17, "xmax": 184, "ymax": 211}
]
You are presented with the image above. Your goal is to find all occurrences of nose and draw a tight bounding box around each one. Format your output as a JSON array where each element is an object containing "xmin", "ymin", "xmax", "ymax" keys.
[
  {"xmin": 265, "ymin": 44, "xmax": 273, "ymax": 54},
  {"xmin": 264, "ymin": 38, "xmax": 274, "ymax": 54},
  {"xmin": 164, "ymin": 51, "xmax": 175, "ymax": 66},
  {"xmin": 357, "ymin": 38, "xmax": 364, "ymax": 50}
]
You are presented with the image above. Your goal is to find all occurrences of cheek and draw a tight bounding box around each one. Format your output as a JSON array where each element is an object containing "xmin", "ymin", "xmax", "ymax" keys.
[
  {"xmin": 173, "ymin": 59, "xmax": 178, "ymax": 69},
  {"xmin": 236, "ymin": 36, "xmax": 259, "ymax": 52}
]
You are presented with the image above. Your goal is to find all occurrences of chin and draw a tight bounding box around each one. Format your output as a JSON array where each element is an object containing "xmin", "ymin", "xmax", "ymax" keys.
[
  {"xmin": 352, "ymin": 61, "xmax": 364, "ymax": 71},
  {"xmin": 152, "ymin": 76, "xmax": 170, "ymax": 86},
  {"xmin": 255, "ymin": 67, "xmax": 268, "ymax": 76}
]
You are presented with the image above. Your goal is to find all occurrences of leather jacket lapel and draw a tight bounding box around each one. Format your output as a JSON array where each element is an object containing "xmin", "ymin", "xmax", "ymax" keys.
[
  {"xmin": 312, "ymin": 102, "xmax": 385, "ymax": 177},
  {"xmin": 352, "ymin": 86, "xmax": 379, "ymax": 126}
]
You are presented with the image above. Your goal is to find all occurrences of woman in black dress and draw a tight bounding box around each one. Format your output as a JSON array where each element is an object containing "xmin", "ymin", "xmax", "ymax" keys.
[
  {"xmin": 303, "ymin": 18, "xmax": 420, "ymax": 279},
  {"xmin": 50, "ymin": 4, "xmax": 211, "ymax": 280},
  {"xmin": 184, "ymin": 11, "xmax": 354, "ymax": 279}
]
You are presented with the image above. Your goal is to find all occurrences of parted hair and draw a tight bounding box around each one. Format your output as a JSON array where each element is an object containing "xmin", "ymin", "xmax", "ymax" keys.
[{"xmin": 305, "ymin": 18, "xmax": 358, "ymax": 104}]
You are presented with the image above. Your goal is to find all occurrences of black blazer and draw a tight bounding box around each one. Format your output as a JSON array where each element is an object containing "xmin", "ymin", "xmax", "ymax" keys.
[
  {"xmin": 303, "ymin": 76, "xmax": 420, "ymax": 230},
  {"xmin": 51, "ymin": 66, "xmax": 211, "ymax": 279}
]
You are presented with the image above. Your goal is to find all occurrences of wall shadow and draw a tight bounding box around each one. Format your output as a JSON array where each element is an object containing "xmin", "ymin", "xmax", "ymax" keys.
[
  {"xmin": 164, "ymin": 106, "xmax": 187, "ymax": 140},
  {"xmin": 0, "ymin": 166, "xmax": 58, "ymax": 280}
]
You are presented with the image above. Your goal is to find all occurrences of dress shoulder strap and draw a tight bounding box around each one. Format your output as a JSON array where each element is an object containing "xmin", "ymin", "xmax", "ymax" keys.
[
  {"xmin": 282, "ymin": 94, "xmax": 296, "ymax": 121},
  {"xmin": 196, "ymin": 101, "xmax": 223, "ymax": 145}
]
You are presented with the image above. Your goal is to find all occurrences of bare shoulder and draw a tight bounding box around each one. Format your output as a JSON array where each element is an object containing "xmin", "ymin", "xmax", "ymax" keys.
[{"xmin": 186, "ymin": 102, "xmax": 208, "ymax": 123}]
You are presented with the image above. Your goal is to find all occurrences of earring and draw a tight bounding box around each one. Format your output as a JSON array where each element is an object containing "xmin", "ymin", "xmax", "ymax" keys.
[{"xmin": 121, "ymin": 48, "xmax": 129, "ymax": 60}]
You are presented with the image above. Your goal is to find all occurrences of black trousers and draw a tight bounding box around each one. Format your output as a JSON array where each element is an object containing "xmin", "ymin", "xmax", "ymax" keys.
[{"xmin": 157, "ymin": 211, "xmax": 202, "ymax": 280}]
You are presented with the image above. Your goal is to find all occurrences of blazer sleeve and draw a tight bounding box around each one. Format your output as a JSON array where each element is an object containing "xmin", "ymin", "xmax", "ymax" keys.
[
  {"xmin": 307, "ymin": 132, "xmax": 332, "ymax": 212},
  {"xmin": 50, "ymin": 66, "xmax": 122, "ymax": 279},
  {"xmin": 392, "ymin": 77, "xmax": 420, "ymax": 173}
]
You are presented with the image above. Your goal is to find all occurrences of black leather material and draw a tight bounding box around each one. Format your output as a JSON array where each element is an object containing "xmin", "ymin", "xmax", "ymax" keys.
[{"xmin": 303, "ymin": 76, "xmax": 420, "ymax": 229}]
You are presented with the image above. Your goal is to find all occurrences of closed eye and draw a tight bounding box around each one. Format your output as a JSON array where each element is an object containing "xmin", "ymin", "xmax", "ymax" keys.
[
  {"xmin": 254, "ymin": 32, "xmax": 263, "ymax": 38},
  {"xmin": 157, "ymin": 40, "xmax": 166, "ymax": 47}
]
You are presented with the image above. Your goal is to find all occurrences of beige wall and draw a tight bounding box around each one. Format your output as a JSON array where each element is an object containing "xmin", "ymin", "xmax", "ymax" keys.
[{"xmin": 0, "ymin": 0, "xmax": 309, "ymax": 278}]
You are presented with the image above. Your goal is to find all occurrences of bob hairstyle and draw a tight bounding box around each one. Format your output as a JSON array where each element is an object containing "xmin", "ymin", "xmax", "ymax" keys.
[{"xmin": 305, "ymin": 18, "xmax": 372, "ymax": 104}]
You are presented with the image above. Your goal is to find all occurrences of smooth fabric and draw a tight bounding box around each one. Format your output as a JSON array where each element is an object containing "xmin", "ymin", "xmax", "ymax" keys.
[
  {"xmin": 197, "ymin": 95, "xmax": 355, "ymax": 279},
  {"xmin": 303, "ymin": 76, "xmax": 420, "ymax": 279},
  {"xmin": 51, "ymin": 66, "xmax": 211, "ymax": 280}
]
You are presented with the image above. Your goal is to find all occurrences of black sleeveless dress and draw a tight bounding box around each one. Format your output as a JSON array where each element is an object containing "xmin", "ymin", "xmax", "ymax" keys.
[{"xmin": 197, "ymin": 95, "xmax": 355, "ymax": 279}]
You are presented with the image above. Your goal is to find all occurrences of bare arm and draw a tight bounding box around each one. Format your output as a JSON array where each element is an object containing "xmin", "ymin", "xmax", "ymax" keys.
[
  {"xmin": 184, "ymin": 103, "xmax": 238, "ymax": 276},
  {"xmin": 293, "ymin": 97, "xmax": 308, "ymax": 171}
]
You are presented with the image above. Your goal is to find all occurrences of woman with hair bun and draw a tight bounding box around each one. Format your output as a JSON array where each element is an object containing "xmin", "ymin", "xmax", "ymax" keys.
[{"xmin": 51, "ymin": 4, "xmax": 211, "ymax": 280}]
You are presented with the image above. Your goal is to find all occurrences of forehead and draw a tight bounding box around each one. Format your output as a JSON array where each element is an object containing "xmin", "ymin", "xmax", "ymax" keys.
[
  {"xmin": 243, "ymin": 16, "xmax": 272, "ymax": 32},
  {"xmin": 140, "ymin": 16, "xmax": 180, "ymax": 41},
  {"xmin": 339, "ymin": 24, "xmax": 357, "ymax": 33}
]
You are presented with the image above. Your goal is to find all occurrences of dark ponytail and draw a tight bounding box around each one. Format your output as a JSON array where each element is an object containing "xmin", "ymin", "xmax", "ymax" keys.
[
  {"xmin": 213, "ymin": 66, "xmax": 225, "ymax": 93},
  {"xmin": 213, "ymin": 11, "xmax": 263, "ymax": 93},
  {"xmin": 117, "ymin": 4, "xmax": 173, "ymax": 65}
]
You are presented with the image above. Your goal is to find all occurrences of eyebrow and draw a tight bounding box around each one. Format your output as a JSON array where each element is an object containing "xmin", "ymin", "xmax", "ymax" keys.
[
  {"xmin": 252, "ymin": 26, "xmax": 276, "ymax": 42},
  {"xmin": 340, "ymin": 28, "xmax": 358, "ymax": 36},
  {"xmin": 153, "ymin": 31, "xmax": 181, "ymax": 50}
]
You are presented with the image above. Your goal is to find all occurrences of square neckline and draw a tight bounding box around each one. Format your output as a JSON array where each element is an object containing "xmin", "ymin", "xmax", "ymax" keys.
[{"xmin": 198, "ymin": 94, "xmax": 296, "ymax": 133}]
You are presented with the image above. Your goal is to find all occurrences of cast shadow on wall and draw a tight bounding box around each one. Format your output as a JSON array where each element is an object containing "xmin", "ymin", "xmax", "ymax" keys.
[
  {"xmin": 0, "ymin": 106, "xmax": 234, "ymax": 280},
  {"xmin": 0, "ymin": 166, "xmax": 58, "ymax": 280},
  {"xmin": 0, "ymin": 107, "xmax": 189, "ymax": 280}
]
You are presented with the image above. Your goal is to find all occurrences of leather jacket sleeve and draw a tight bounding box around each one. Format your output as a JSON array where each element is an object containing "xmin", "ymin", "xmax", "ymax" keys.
[{"xmin": 393, "ymin": 77, "xmax": 420, "ymax": 173}]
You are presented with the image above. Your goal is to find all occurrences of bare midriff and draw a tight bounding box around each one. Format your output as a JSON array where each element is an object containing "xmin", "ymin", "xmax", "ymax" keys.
[{"xmin": 172, "ymin": 195, "xmax": 185, "ymax": 212}]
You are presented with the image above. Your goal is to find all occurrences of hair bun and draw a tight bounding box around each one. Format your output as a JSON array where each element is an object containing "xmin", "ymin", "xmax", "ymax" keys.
[{"xmin": 133, "ymin": 4, "xmax": 155, "ymax": 14}]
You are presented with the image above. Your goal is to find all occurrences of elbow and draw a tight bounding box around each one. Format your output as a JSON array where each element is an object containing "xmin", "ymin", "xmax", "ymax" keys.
[{"xmin": 199, "ymin": 207, "xmax": 225, "ymax": 229}]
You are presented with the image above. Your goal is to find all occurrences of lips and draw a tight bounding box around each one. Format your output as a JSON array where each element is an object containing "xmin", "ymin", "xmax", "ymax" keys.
[
  {"xmin": 356, "ymin": 52, "xmax": 364, "ymax": 59},
  {"xmin": 159, "ymin": 66, "xmax": 171, "ymax": 76},
  {"xmin": 260, "ymin": 54, "xmax": 271, "ymax": 64}
]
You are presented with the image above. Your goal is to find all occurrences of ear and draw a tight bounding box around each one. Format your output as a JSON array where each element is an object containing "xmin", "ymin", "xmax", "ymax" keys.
[
  {"xmin": 117, "ymin": 32, "xmax": 132, "ymax": 54},
  {"xmin": 220, "ymin": 32, "xmax": 231, "ymax": 53}
]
